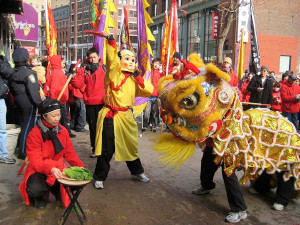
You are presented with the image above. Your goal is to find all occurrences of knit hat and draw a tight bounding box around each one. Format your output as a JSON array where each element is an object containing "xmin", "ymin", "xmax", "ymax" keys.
[
  {"xmin": 38, "ymin": 98, "xmax": 61, "ymax": 115},
  {"xmin": 173, "ymin": 52, "xmax": 181, "ymax": 60},
  {"xmin": 223, "ymin": 57, "xmax": 232, "ymax": 65},
  {"xmin": 12, "ymin": 48, "xmax": 29, "ymax": 63},
  {"xmin": 260, "ymin": 65, "xmax": 269, "ymax": 72},
  {"xmin": 289, "ymin": 74, "xmax": 297, "ymax": 80}
]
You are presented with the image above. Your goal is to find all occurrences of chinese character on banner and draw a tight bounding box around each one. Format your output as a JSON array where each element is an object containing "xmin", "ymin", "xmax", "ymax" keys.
[{"xmin": 211, "ymin": 12, "xmax": 219, "ymax": 39}]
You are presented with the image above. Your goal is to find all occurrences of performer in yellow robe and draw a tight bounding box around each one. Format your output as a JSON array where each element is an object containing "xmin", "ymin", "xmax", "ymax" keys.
[{"xmin": 93, "ymin": 34, "xmax": 153, "ymax": 189}]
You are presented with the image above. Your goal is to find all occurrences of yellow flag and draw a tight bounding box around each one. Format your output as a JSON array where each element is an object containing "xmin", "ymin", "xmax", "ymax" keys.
[{"xmin": 237, "ymin": 28, "xmax": 244, "ymax": 81}]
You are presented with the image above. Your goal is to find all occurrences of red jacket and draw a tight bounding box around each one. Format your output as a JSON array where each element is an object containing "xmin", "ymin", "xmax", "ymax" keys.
[
  {"xmin": 227, "ymin": 70, "xmax": 238, "ymax": 88},
  {"xmin": 280, "ymin": 82, "xmax": 300, "ymax": 113},
  {"xmin": 272, "ymin": 91, "xmax": 282, "ymax": 111},
  {"xmin": 46, "ymin": 55, "xmax": 69, "ymax": 104},
  {"xmin": 151, "ymin": 69, "xmax": 163, "ymax": 97},
  {"xmin": 71, "ymin": 62, "xmax": 105, "ymax": 105},
  {"xmin": 240, "ymin": 81, "xmax": 251, "ymax": 102},
  {"xmin": 19, "ymin": 124, "xmax": 85, "ymax": 208}
]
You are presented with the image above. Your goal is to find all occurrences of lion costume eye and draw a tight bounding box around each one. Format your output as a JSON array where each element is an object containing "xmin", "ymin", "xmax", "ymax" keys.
[{"xmin": 179, "ymin": 92, "xmax": 200, "ymax": 110}]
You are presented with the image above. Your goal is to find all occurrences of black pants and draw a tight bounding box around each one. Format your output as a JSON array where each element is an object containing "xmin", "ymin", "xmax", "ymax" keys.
[
  {"xmin": 14, "ymin": 95, "xmax": 37, "ymax": 159},
  {"xmin": 60, "ymin": 103, "xmax": 72, "ymax": 135},
  {"xmin": 93, "ymin": 118, "xmax": 144, "ymax": 181},
  {"xmin": 86, "ymin": 104, "xmax": 104, "ymax": 152},
  {"xmin": 200, "ymin": 147, "xmax": 247, "ymax": 212},
  {"xmin": 253, "ymin": 171, "xmax": 294, "ymax": 206},
  {"xmin": 26, "ymin": 173, "xmax": 60, "ymax": 201}
]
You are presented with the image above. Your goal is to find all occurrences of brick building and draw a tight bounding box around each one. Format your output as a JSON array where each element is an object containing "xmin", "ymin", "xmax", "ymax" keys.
[{"xmin": 148, "ymin": 0, "xmax": 300, "ymax": 74}]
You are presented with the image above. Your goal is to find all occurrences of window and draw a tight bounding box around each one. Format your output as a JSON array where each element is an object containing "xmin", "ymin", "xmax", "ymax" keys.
[
  {"xmin": 72, "ymin": 26, "xmax": 75, "ymax": 33},
  {"xmin": 77, "ymin": 36, "xmax": 82, "ymax": 44},
  {"xmin": 90, "ymin": 36, "xmax": 94, "ymax": 42},
  {"xmin": 84, "ymin": 0, "xmax": 89, "ymax": 7},
  {"xmin": 71, "ymin": 3, "xmax": 75, "ymax": 10},
  {"xmin": 118, "ymin": 21, "xmax": 121, "ymax": 29},
  {"xmin": 71, "ymin": 37, "xmax": 74, "ymax": 44},
  {"xmin": 188, "ymin": 12, "xmax": 201, "ymax": 55},
  {"xmin": 279, "ymin": 56, "xmax": 291, "ymax": 73},
  {"xmin": 162, "ymin": 0, "xmax": 166, "ymax": 13},
  {"xmin": 129, "ymin": 0, "xmax": 136, "ymax": 5},
  {"xmin": 119, "ymin": 0, "xmax": 127, "ymax": 3},
  {"xmin": 42, "ymin": 5, "xmax": 44, "ymax": 9},
  {"xmin": 78, "ymin": 24, "xmax": 82, "ymax": 32},
  {"xmin": 84, "ymin": 24, "xmax": 89, "ymax": 30},
  {"xmin": 152, "ymin": 3, "xmax": 157, "ymax": 17},
  {"xmin": 129, "ymin": 23, "xmax": 137, "ymax": 30},
  {"xmin": 71, "ymin": 14, "xmax": 75, "ymax": 21},
  {"xmin": 177, "ymin": 0, "xmax": 182, "ymax": 6},
  {"xmin": 78, "ymin": 13, "xmax": 82, "ymax": 20},
  {"xmin": 130, "ymin": 35, "xmax": 137, "ymax": 44},
  {"xmin": 78, "ymin": 1, "xmax": 82, "ymax": 8},
  {"xmin": 118, "ymin": 8, "xmax": 122, "ymax": 16},
  {"xmin": 129, "ymin": 10, "xmax": 137, "ymax": 18},
  {"xmin": 84, "ymin": 36, "xmax": 89, "ymax": 43},
  {"xmin": 84, "ymin": 12, "xmax": 89, "ymax": 19}
]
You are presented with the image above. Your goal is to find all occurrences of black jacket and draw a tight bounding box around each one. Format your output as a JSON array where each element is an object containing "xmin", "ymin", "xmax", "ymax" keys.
[
  {"xmin": 0, "ymin": 56, "xmax": 14, "ymax": 99},
  {"xmin": 9, "ymin": 65, "xmax": 42, "ymax": 106},
  {"xmin": 247, "ymin": 75, "xmax": 273, "ymax": 108}
]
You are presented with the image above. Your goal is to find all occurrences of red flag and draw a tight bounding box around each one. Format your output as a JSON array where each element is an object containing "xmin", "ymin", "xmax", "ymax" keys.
[
  {"xmin": 45, "ymin": 0, "xmax": 57, "ymax": 57},
  {"xmin": 165, "ymin": 0, "xmax": 179, "ymax": 75}
]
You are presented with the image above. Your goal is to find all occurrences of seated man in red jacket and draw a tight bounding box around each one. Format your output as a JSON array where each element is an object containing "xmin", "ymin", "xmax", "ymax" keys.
[
  {"xmin": 19, "ymin": 98, "xmax": 85, "ymax": 210},
  {"xmin": 71, "ymin": 48, "xmax": 106, "ymax": 157}
]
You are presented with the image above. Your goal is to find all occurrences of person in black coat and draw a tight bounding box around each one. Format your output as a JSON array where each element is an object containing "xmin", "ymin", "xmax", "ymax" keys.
[
  {"xmin": 0, "ymin": 54, "xmax": 16, "ymax": 164},
  {"xmin": 9, "ymin": 48, "xmax": 43, "ymax": 159},
  {"xmin": 245, "ymin": 65, "xmax": 273, "ymax": 110}
]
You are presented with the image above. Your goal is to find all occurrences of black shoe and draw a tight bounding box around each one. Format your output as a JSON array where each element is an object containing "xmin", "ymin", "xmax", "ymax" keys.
[
  {"xmin": 35, "ymin": 197, "xmax": 46, "ymax": 210},
  {"xmin": 17, "ymin": 154, "xmax": 26, "ymax": 160},
  {"xmin": 141, "ymin": 127, "xmax": 147, "ymax": 132},
  {"xmin": 76, "ymin": 128, "xmax": 89, "ymax": 132},
  {"xmin": 69, "ymin": 133, "xmax": 76, "ymax": 138}
]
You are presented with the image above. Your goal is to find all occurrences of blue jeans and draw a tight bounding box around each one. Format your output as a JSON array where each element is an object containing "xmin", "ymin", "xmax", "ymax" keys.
[
  {"xmin": 282, "ymin": 112, "xmax": 298, "ymax": 130},
  {"xmin": 0, "ymin": 99, "xmax": 8, "ymax": 158}
]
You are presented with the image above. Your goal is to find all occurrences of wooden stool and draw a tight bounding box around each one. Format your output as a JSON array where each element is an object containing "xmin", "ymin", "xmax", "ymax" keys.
[{"xmin": 58, "ymin": 179, "xmax": 91, "ymax": 225}]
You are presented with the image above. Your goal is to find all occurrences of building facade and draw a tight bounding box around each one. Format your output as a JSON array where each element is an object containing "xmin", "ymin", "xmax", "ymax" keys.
[
  {"xmin": 148, "ymin": 0, "xmax": 299, "ymax": 74},
  {"xmin": 148, "ymin": 0, "xmax": 220, "ymax": 62}
]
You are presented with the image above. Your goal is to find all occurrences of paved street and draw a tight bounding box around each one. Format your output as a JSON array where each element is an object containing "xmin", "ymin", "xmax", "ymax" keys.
[{"xmin": 0, "ymin": 118, "xmax": 299, "ymax": 225}]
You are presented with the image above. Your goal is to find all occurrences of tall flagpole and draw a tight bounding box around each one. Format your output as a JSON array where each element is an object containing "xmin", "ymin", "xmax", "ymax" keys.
[{"xmin": 165, "ymin": 6, "xmax": 173, "ymax": 76}]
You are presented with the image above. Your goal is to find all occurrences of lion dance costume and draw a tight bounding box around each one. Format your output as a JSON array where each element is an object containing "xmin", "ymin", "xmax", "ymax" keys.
[{"xmin": 155, "ymin": 54, "xmax": 300, "ymax": 190}]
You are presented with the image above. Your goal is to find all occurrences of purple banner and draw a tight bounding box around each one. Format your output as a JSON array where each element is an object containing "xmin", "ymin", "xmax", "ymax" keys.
[
  {"xmin": 14, "ymin": 3, "xmax": 38, "ymax": 42},
  {"xmin": 137, "ymin": 0, "xmax": 150, "ymax": 76},
  {"xmin": 93, "ymin": 0, "xmax": 108, "ymax": 59}
]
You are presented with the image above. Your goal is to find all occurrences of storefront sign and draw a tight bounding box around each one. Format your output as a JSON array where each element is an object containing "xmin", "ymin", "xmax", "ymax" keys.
[
  {"xmin": 211, "ymin": 12, "xmax": 219, "ymax": 39},
  {"xmin": 14, "ymin": 3, "xmax": 38, "ymax": 42}
]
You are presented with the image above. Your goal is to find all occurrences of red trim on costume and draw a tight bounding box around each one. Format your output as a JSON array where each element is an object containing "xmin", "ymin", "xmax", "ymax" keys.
[
  {"xmin": 134, "ymin": 75, "xmax": 145, "ymax": 89},
  {"xmin": 107, "ymin": 71, "xmax": 131, "ymax": 91},
  {"xmin": 105, "ymin": 104, "xmax": 129, "ymax": 118},
  {"xmin": 108, "ymin": 39, "xmax": 117, "ymax": 48}
]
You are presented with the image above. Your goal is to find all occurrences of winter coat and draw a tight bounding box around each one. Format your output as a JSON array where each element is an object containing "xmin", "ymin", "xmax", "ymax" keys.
[
  {"xmin": 71, "ymin": 62, "xmax": 105, "ymax": 105},
  {"xmin": 9, "ymin": 65, "xmax": 42, "ymax": 106},
  {"xmin": 0, "ymin": 56, "xmax": 14, "ymax": 98},
  {"xmin": 247, "ymin": 75, "xmax": 273, "ymax": 107},
  {"xmin": 151, "ymin": 69, "xmax": 163, "ymax": 97},
  {"xmin": 227, "ymin": 70, "xmax": 238, "ymax": 88},
  {"xmin": 46, "ymin": 55, "xmax": 69, "ymax": 104},
  {"xmin": 240, "ymin": 81, "xmax": 251, "ymax": 102},
  {"xmin": 280, "ymin": 82, "xmax": 300, "ymax": 113},
  {"xmin": 272, "ymin": 91, "xmax": 282, "ymax": 111},
  {"xmin": 19, "ymin": 124, "xmax": 85, "ymax": 207}
]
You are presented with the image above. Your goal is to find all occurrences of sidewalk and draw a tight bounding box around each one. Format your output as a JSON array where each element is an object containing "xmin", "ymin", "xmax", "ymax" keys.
[{"xmin": 0, "ymin": 123, "xmax": 299, "ymax": 225}]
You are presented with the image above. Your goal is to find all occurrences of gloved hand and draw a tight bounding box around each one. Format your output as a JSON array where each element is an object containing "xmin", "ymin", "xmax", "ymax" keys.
[
  {"xmin": 106, "ymin": 34, "xmax": 114, "ymax": 41},
  {"xmin": 296, "ymin": 94, "xmax": 300, "ymax": 100},
  {"xmin": 132, "ymin": 69, "xmax": 140, "ymax": 78}
]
